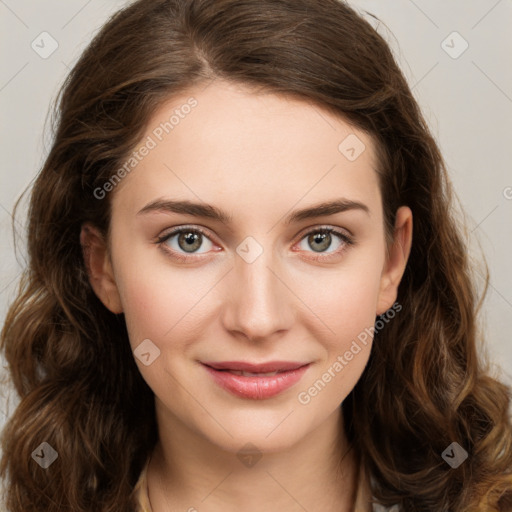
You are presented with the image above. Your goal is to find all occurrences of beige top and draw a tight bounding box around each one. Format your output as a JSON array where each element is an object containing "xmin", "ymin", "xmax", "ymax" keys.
[{"xmin": 133, "ymin": 453, "xmax": 375, "ymax": 512}]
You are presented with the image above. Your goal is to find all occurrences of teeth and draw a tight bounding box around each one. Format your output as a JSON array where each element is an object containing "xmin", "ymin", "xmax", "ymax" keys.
[{"xmin": 229, "ymin": 370, "xmax": 279, "ymax": 377}]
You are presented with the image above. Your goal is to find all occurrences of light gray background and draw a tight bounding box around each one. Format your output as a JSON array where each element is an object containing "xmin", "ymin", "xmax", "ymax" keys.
[{"xmin": 1, "ymin": 0, "xmax": 511, "ymax": 463}]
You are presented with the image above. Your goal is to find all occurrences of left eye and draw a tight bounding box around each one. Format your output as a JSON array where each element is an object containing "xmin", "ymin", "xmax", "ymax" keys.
[{"xmin": 296, "ymin": 227, "xmax": 352, "ymax": 256}]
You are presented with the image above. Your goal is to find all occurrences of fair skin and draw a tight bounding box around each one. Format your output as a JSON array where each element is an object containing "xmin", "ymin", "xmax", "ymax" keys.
[{"xmin": 81, "ymin": 80, "xmax": 412, "ymax": 511}]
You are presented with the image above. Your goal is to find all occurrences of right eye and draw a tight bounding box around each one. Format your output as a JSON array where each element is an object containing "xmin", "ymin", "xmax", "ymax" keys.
[{"xmin": 156, "ymin": 226, "xmax": 220, "ymax": 261}]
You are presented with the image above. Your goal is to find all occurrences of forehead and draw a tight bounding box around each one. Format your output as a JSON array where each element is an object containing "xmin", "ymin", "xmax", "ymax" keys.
[{"xmin": 111, "ymin": 80, "xmax": 382, "ymax": 222}]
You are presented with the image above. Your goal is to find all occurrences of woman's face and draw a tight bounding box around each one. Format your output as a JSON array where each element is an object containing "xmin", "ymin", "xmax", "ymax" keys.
[{"xmin": 84, "ymin": 79, "xmax": 411, "ymax": 454}]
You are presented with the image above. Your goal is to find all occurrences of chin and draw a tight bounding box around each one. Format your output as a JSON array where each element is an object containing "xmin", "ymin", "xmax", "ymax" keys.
[
  {"xmin": 209, "ymin": 429, "xmax": 303, "ymax": 456},
  {"xmin": 194, "ymin": 408, "xmax": 315, "ymax": 455}
]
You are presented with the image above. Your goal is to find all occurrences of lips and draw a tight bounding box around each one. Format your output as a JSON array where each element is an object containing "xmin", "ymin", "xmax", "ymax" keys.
[{"xmin": 201, "ymin": 360, "xmax": 310, "ymax": 400}]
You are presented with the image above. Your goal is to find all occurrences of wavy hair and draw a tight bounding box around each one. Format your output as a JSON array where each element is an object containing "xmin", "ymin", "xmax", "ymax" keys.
[{"xmin": 1, "ymin": 0, "xmax": 511, "ymax": 510}]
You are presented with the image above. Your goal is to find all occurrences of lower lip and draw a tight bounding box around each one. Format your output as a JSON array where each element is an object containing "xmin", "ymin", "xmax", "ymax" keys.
[{"xmin": 202, "ymin": 364, "xmax": 310, "ymax": 400}]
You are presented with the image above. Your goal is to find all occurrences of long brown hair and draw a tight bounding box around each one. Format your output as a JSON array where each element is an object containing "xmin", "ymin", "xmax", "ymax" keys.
[{"xmin": 1, "ymin": 0, "xmax": 511, "ymax": 510}]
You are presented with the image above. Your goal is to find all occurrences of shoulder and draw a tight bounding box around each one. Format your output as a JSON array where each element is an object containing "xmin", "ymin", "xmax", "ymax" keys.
[
  {"xmin": 132, "ymin": 457, "xmax": 152, "ymax": 512},
  {"xmin": 355, "ymin": 466, "xmax": 400, "ymax": 512}
]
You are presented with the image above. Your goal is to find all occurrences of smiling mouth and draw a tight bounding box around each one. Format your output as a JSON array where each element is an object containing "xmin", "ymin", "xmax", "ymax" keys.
[{"xmin": 201, "ymin": 361, "xmax": 311, "ymax": 400}]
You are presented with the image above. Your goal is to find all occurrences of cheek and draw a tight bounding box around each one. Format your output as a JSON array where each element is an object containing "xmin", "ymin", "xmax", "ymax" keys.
[
  {"xmin": 113, "ymin": 260, "xmax": 219, "ymax": 400},
  {"xmin": 294, "ymin": 250, "xmax": 384, "ymax": 400},
  {"xmin": 116, "ymin": 263, "xmax": 212, "ymax": 350},
  {"xmin": 299, "ymin": 249, "xmax": 385, "ymax": 339},
  {"xmin": 295, "ymin": 300, "xmax": 376, "ymax": 413}
]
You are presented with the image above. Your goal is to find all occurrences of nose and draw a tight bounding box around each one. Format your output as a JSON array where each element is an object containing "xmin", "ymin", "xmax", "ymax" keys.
[{"xmin": 220, "ymin": 244, "xmax": 296, "ymax": 343}]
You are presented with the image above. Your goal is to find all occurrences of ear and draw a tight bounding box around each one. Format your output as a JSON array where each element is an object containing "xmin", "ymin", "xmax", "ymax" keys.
[
  {"xmin": 376, "ymin": 206, "xmax": 413, "ymax": 315},
  {"xmin": 80, "ymin": 222, "xmax": 123, "ymax": 314}
]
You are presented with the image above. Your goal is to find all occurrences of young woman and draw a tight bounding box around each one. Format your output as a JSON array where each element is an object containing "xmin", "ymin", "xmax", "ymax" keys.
[{"xmin": 1, "ymin": 0, "xmax": 511, "ymax": 511}]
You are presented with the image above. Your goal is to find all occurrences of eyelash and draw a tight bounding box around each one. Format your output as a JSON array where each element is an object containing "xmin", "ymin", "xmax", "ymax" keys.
[{"xmin": 155, "ymin": 225, "xmax": 354, "ymax": 263}]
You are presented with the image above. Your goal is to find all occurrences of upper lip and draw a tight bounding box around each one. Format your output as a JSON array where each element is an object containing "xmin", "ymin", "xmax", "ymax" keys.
[{"xmin": 202, "ymin": 361, "xmax": 310, "ymax": 373}]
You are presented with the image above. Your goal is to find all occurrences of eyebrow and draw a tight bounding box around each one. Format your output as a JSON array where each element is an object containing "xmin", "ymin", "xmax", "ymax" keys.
[{"xmin": 136, "ymin": 198, "xmax": 370, "ymax": 225}]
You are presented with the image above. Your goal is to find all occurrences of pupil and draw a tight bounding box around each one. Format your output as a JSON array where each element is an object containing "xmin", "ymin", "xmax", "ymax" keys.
[
  {"xmin": 310, "ymin": 232, "xmax": 329, "ymax": 252},
  {"xmin": 180, "ymin": 232, "xmax": 200, "ymax": 252}
]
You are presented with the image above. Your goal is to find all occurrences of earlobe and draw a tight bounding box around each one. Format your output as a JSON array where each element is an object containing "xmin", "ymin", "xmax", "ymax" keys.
[
  {"xmin": 80, "ymin": 222, "xmax": 123, "ymax": 314},
  {"xmin": 376, "ymin": 206, "xmax": 413, "ymax": 315}
]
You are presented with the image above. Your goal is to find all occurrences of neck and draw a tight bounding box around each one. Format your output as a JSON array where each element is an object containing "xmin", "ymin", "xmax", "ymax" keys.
[{"xmin": 147, "ymin": 405, "xmax": 359, "ymax": 512}]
